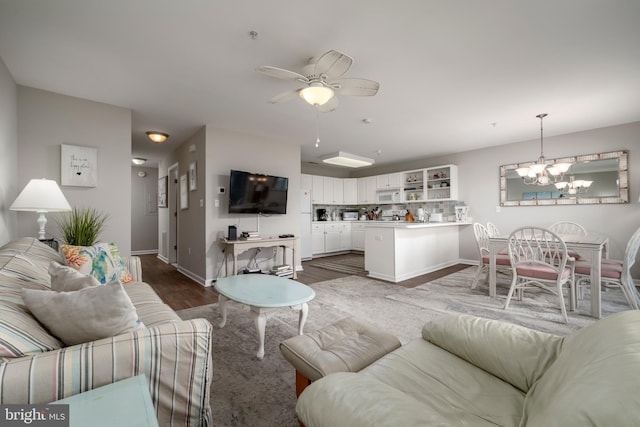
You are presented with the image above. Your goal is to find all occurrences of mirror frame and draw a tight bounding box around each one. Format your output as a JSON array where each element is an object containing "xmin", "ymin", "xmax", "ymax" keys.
[{"xmin": 500, "ymin": 150, "xmax": 629, "ymax": 206}]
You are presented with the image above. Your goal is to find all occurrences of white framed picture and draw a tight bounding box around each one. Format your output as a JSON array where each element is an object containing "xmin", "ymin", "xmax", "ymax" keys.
[
  {"xmin": 180, "ymin": 174, "xmax": 189, "ymax": 210},
  {"xmin": 189, "ymin": 162, "xmax": 197, "ymax": 191},
  {"xmin": 61, "ymin": 144, "xmax": 98, "ymax": 187}
]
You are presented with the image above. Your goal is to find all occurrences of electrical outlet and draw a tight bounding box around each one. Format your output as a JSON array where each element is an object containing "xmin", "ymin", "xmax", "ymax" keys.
[{"xmin": 496, "ymin": 206, "xmax": 501, "ymax": 213}]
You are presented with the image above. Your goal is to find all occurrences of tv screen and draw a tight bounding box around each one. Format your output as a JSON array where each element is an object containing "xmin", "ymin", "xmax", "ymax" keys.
[{"xmin": 228, "ymin": 170, "xmax": 289, "ymax": 214}]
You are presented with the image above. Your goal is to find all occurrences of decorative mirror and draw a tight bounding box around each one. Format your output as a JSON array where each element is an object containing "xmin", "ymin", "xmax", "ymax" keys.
[{"xmin": 500, "ymin": 150, "xmax": 628, "ymax": 206}]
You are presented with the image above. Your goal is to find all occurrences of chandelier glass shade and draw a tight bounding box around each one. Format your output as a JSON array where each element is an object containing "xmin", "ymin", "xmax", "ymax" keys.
[
  {"xmin": 299, "ymin": 83, "xmax": 334, "ymax": 106},
  {"xmin": 555, "ymin": 176, "xmax": 593, "ymax": 195},
  {"xmin": 515, "ymin": 114, "xmax": 571, "ymax": 186}
]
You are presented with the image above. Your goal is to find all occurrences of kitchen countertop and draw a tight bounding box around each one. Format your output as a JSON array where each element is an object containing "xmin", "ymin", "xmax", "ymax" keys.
[{"xmin": 313, "ymin": 220, "xmax": 471, "ymax": 228}]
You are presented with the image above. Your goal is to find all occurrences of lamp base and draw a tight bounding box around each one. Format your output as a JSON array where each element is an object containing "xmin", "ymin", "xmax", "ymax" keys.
[{"xmin": 36, "ymin": 212, "xmax": 47, "ymax": 240}]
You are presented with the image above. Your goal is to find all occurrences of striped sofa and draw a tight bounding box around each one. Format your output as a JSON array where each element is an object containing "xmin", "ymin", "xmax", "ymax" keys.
[{"xmin": 0, "ymin": 238, "xmax": 213, "ymax": 426}]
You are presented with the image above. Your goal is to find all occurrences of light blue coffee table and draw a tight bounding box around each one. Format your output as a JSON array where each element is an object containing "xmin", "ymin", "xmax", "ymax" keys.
[{"xmin": 214, "ymin": 274, "xmax": 316, "ymax": 359}]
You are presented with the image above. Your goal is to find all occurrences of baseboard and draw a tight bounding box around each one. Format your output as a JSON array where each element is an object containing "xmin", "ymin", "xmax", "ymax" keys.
[
  {"xmin": 176, "ymin": 265, "xmax": 209, "ymax": 288},
  {"xmin": 131, "ymin": 249, "xmax": 158, "ymax": 256},
  {"xmin": 156, "ymin": 254, "xmax": 169, "ymax": 264}
]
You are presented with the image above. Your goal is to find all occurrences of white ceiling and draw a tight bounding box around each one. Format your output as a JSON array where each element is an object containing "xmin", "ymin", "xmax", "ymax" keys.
[{"xmin": 1, "ymin": 0, "xmax": 639, "ymax": 169}]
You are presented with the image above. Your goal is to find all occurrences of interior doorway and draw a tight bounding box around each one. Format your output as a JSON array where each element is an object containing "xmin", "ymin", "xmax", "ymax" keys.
[{"xmin": 168, "ymin": 163, "xmax": 179, "ymax": 265}]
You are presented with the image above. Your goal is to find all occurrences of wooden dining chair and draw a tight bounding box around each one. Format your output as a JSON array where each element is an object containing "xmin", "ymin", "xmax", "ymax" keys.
[
  {"xmin": 574, "ymin": 226, "xmax": 640, "ymax": 309},
  {"xmin": 486, "ymin": 222, "xmax": 500, "ymax": 238},
  {"xmin": 471, "ymin": 223, "xmax": 511, "ymax": 289},
  {"xmin": 504, "ymin": 226, "xmax": 576, "ymax": 323}
]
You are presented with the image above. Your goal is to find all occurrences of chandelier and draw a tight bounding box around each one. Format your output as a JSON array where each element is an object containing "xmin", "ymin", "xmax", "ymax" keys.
[
  {"xmin": 555, "ymin": 175, "xmax": 593, "ymax": 195},
  {"xmin": 515, "ymin": 114, "xmax": 571, "ymax": 185}
]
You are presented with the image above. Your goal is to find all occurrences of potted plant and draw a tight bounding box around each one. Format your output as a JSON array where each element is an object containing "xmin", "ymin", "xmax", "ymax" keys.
[{"xmin": 56, "ymin": 207, "xmax": 110, "ymax": 246}]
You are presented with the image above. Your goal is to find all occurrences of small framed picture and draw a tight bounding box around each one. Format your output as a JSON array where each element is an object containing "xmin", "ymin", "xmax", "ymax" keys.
[
  {"xmin": 61, "ymin": 144, "xmax": 98, "ymax": 187},
  {"xmin": 180, "ymin": 174, "xmax": 189, "ymax": 210},
  {"xmin": 189, "ymin": 162, "xmax": 197, "ymax": 191},
  {"xmin": 158, "ymin": 176, "xmax": 168, "ymax": 208}
]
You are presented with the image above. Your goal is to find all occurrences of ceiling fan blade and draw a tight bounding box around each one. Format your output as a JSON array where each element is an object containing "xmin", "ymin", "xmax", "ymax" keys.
[
  {"xmin": 314, "ymin": 50, "xmax": 353, "ymax": 79},
  {"xmin": 317, "ymin": 96, "xmax": 339, "ymax": 113},
  {"xmin": 268, "ymin": 89, "xmax": 301, "ymax": 104},
  {"xmin": 256, "ymin": 66, "xmax": 309, "ymax": 83},
  {"xmin": 331, "ymin": 78, "xmax": 380, "ymax": 96}
]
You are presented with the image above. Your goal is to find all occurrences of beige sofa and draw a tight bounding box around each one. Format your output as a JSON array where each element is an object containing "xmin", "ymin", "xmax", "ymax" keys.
[
  {"xmin": 0, "ymin": 238, "xmax": 213, "ymax": 426},
  {"xmin": 297, "ymin": 311, "xmax": 640, "ymax": 426}
]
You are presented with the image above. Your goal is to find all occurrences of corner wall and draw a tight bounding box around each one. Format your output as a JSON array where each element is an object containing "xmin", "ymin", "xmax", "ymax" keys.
[
  {"xmin": 17, "ymin": 87, "xmax": 132, "ymax": 254},
  {"xmin": 0, "ymin": 57, "xmax": 17, "ymax": 245}
]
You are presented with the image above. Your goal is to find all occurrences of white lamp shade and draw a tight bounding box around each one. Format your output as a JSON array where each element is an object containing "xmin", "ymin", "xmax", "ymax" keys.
[
  {"xmin": 10, "ymin": 179, "xmax": 72, "ymax": 212},
  {"xmin": 299, "ymin": 84, "xmax": 335, "ymax": 106}
]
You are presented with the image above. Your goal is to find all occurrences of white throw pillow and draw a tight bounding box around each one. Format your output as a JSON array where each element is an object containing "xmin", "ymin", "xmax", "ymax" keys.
[
  {"xmin": 22, "ymin": 281, "xmax": 145, "ymax": 346},
  {"xmin": 49, "ymin": 261, "xmax": 100, "ymax": 291}
]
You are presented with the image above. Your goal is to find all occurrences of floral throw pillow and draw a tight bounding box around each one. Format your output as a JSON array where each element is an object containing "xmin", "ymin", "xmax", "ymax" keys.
[{"xmin": 61, "ymin": 243, "xmax": 132, "ymax": 284}]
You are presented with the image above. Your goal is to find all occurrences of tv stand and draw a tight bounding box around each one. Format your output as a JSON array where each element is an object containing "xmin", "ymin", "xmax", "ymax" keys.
[{"xmin": 220, "ymin": 236, "xmax": 297, "ymax": 279}]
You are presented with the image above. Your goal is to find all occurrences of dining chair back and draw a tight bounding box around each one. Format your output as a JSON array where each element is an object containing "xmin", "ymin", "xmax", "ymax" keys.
[
  {"xmin": 486, "ymin": 222, "xmax": 500, "ymax": 238},
  {"xmin": 575, "ymin": 226, "xmax": 640, "ymax": 309},
  {"xmin": 504, "ymin": 226, "xmax": 576, "ymax": 323},
  {"xmin": 471, "ymin": 223, "xmax": 511, "ymax": 290},
  {"xmin": 549, "ymin": 221, "xmax": 587, "ymax": 237}
]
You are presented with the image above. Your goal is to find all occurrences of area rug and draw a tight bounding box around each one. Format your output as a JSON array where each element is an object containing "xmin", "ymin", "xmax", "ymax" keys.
[
  {"xmin": 309, "ymin": 254, "xmax": 367, "ymax": 275},
  {"xmin": 177, "ymin": 267, "xmax": 631, "ymax": 426}
]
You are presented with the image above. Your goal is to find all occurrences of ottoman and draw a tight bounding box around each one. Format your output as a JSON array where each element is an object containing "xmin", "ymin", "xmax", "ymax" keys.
[{"xmin": 279, "ymin": 317, "xmax": 401, "ymax": 397}]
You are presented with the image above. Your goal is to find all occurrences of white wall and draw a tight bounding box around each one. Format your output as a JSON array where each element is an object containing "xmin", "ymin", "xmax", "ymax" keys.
[
  {"xmin": 0, "ymin": 57, "xmax": 17, "ymax": 245},
  {"xmin": 205, "ymin": 127, "xmax": 301, "ymax": 285},
  {"xmin": 131, "ymin": 166, "xmax": 159, "ymax": 253},
  {"xmin": 17, "ymin": 87, "xmax": 133, "ymax": 254}
]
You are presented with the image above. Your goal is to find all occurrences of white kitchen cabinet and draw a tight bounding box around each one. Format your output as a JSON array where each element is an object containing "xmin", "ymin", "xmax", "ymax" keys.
[
  {"xmin": 376, "ymin": 173, "xmax": 402, "ymax": 189},
  {"xmin": 351, "ymin": 223, "xmax": 365, "ymax": 251},
  {"xmin": 324, "ymin": 223, "xmax": 341, "ymax": 252},
  {"xmin": 425, "ymin": 165, "xmax": 458, "ymax": 201},
  {"xmin": 337, "ymin": 223, "xmax": 351, "ymax": 250},
  {"xmin": 402, "ymin": 170, "xmax": 425, "ymax": 203},
  {"xmin": 322, "ymin": 177, "xmax": 344, "ymax": 205},
  {"xmin": 312, "ymin": 223, "xmax": 326, "ymax": 254},
  {"xmin": 311, "ymin": 175, "xmax": 324, "ymax": 204},
  {"xmin": 343, "ymin": 178, "xmax": 358, "ymax": 204},
  {"xmin": 357, "ymin": 176, "xmax": 377, "ymax": 204}
]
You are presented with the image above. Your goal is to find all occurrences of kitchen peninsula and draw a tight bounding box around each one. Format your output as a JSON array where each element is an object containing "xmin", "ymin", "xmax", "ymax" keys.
[{"xmin": 364, "ymin": 221, "xmax": 470, "ymax": 282}]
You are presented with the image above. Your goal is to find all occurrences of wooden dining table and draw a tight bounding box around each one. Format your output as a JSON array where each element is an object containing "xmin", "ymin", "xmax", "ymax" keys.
[{"xmin": 488, "ymin": 231, "xmax": 609, "ymax": 318}]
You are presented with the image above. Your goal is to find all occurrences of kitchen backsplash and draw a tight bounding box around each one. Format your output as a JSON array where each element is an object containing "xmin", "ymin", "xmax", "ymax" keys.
[{"xmin": 313, "ymin": 201, "xmax": 466, "ymax": 221}]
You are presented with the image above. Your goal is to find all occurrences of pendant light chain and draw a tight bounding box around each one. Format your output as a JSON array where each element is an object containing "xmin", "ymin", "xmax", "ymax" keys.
[{"xmin": 315, "ymin": 108, "xmax": 320, "ymax": 148}]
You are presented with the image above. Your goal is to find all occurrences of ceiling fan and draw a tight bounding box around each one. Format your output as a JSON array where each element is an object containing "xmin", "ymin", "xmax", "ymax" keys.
[{"xmin": 256, "ymin": 50, "xmax": 380, "ymax": 112}]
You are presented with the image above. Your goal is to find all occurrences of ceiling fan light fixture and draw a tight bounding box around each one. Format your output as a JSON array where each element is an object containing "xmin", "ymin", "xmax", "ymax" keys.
[
  {"xmin": 320, "ymin": 151, "xmax": 374, "ymax": 168},
  {"xmin": 146, "ymin": 131, "xmax": 169, "ymax": 143},
  {"xmin": 299, "ymin": 84, "xmax": 334, "ymax": 106}
]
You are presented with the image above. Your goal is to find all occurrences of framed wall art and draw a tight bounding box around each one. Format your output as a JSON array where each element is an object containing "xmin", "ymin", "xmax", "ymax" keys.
[
  {"xmin": 61, "ymin": 144, "xmax": 98, "ymax": 187},
  {"xmin": 189, "ymin": 161, "xmax": 197, "ymax": 191},
  {"xmin": 158, "ymin": 176, "xmax": 168, "ymax": 208},
  {"xmin": 180, "ymin": 174, "xmax": 189, "ymax": 210}
]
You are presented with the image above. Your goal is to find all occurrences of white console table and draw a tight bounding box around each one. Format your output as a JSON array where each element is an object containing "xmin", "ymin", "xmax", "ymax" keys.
[{"xmin": 220, "ymin": 236, "xmax": 297, "ymax": 279}]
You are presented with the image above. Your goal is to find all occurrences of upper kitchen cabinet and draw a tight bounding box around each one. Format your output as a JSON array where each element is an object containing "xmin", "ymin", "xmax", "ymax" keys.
[
  {"xmin": 343, "ymin": 178, "xmax": 358, "ymax": 204},
  {"xmin": 376, "ymin": 173, "xmax": 402, "ymax": 190},
  {"xmin": 323, "ymin": 177, "xmax": 344, "ymax": 205},
  {"xmin": 311, "ymin": 175, "xmax": 325, "ymax": 204},
  {"xmin": 357, "ymin": 176, "xmax": 377, "ymax": 204},
  {"xmin": 425, "ymin": 165, "xmax": 458, "ymax": 201},
  {"xmin": 402, "ymin": 170, "xmax": 425, "ymax": 203}
]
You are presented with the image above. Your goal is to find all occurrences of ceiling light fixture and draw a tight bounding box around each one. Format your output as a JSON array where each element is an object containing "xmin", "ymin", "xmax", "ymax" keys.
[
  {"xmin": 146, "ymin": 131, "xmax": 169, "ymax": 143},
  {"xmin": 515, "ymin": 114, "xmax": 572, "ymax": 186},
  {"xmin": 555, "ymin": 175, "xmax": 593, "ymax": 196},
  {"xmin": 132, "ymin": 157, "xmax": 147, "ymax": 165},
  {"xmin": 299, "ymin": 83, "xmax": 335, "ymax": 106},
  {"xmin": 320, "ymin": 151, "xmax": 375, "ymax": 168}
]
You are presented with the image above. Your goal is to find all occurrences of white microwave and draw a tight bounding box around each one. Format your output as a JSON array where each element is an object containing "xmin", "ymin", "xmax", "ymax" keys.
[{"xmin": 377, "ymin": 190, "xmax": 401, "ymax": 203}]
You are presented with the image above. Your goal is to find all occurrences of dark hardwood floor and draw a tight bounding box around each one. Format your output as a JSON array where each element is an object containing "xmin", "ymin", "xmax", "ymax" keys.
[{"xmin": 140, "ymin": 253, "xmax": 470, "ymax": 311}]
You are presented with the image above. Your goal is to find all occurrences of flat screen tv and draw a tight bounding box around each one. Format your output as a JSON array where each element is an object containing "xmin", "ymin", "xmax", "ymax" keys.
[{"xmin": 228, "ymin": 170, "xmax": 289, "ymax": 214}]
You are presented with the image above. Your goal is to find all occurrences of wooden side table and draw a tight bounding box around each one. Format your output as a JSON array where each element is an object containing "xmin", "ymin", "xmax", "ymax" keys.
[{"xmin": 52, "ymin": 375, "xmax": 158, "ymax": 427}]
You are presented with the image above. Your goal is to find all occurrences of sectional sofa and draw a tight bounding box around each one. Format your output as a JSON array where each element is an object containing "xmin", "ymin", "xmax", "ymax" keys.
[{"xmin": 0, "ymin": 237, "xmax": 213, "ymax": 426}]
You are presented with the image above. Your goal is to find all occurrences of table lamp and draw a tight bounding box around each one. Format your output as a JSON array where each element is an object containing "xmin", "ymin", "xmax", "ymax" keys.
[{"xmin": 10, "ymin": 178, "xmax": 72, "ymax": 240}]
